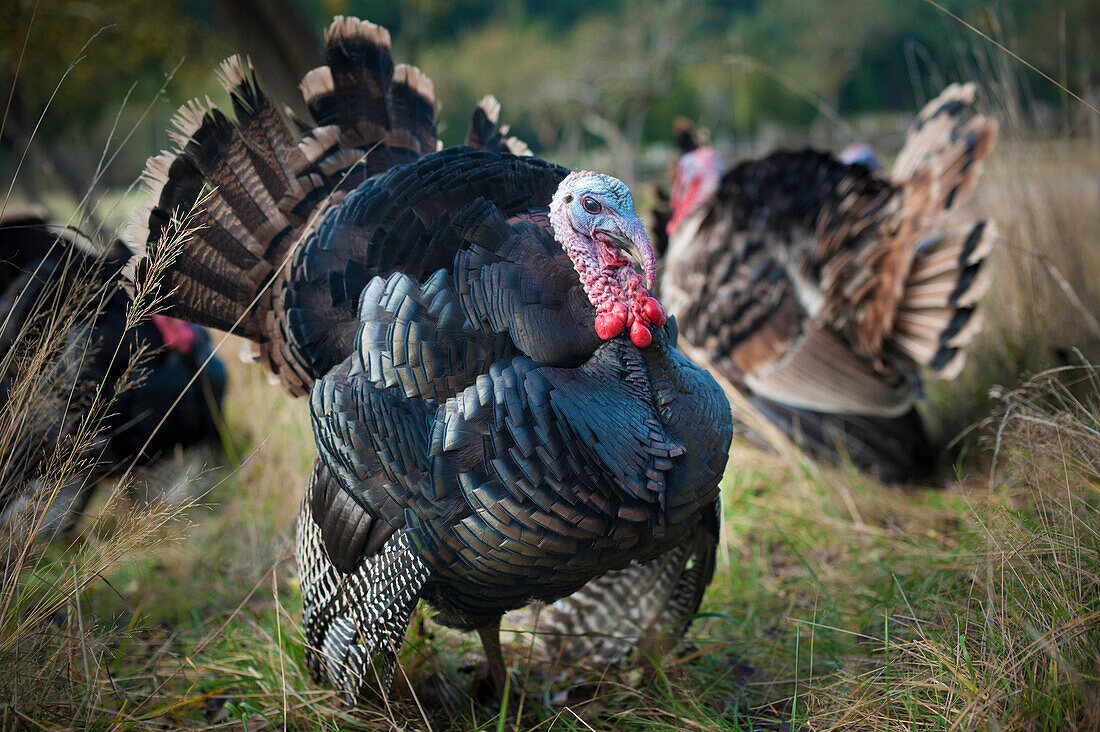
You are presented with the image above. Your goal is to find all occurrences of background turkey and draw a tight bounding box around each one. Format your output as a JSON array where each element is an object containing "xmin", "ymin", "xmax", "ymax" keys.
[
  {"xmin": 660, "ymin": 84, "xmax": 998, "ymax": 481},
  {"xmin": 123, "ymin": 16, "xmax": 732, "ymax": 702},
  {"xmin": 0, "ymin": 212, "xmax": 228, "ymax": 539}
]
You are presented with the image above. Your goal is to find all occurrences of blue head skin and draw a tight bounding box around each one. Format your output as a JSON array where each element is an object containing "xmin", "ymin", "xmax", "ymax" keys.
[
  {"xmin": 839, "ymin": 142, "xmax": 883, "ymax": 173},
  {"xmin": 550, "ymin": 171, "xmax": 665, "ymax": 347}
]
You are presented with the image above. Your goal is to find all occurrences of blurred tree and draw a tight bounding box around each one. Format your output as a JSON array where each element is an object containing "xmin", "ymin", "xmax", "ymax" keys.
[
  {"xmin": 1, "ymin": 0, "xmax": 228, "ymax": 202},
  {"xmin": 3, "ymin": 0, "xmax": 1097, "ymax": 212},
  {"xmin": 420, "ymin": 0, "xmax": 707, "ymax": 183},
  {"xmin": 730, "ymin": 0, "xmax": 1099, "ymax": 127}
]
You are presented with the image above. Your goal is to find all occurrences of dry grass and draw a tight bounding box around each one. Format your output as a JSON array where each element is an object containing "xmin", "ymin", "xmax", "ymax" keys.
[
  {"xmin": 925, "ymin": 137, "xmax": 1100, "ymax": 443},
  {"xmin": 783, "ymin": 367, "xmax": 1100, "ymax": 730},
  {"xmin": 0, "ymin": 214, "xmax": 206, "ymax": 727}
]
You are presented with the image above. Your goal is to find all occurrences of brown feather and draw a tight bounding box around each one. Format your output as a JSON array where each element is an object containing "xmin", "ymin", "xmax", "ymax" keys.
[{"xmin": 745, "ymin": 327, "xmax": 913, "ymax": 417}]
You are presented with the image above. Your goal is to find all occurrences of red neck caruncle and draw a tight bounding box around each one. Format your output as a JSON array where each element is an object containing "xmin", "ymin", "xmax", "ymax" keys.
[
  {"xmin": 550, "ymin": 171, "xmax": 666, "ymax": 348},
  {"xmin": 667, "ymin": 146, "xmax": 722, "ymax": 236},
  {"xmin": 151, "ymin": 313, "xmax": 199, "ymax": 355}
]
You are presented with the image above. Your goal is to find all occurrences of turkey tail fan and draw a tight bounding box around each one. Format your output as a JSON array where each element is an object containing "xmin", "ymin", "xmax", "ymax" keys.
[
  {"xmin": 122, "ymin": 62, "xmax": 308, "ymax": 346},
  {"xmin": 124, "ymin": 16, "xmax": 443, "ymax": 396},
  {"xmin": 301, "ymin": 17, "xmax": 438, "ymax": 172},
  {"xmin": 892, "ymin": 83, "xmax": 998, "ymax": 200},
  {"xmin": 891, "ymin": 83, "xmax": 998, "ymax": 225},
  {"xmin": 891, "ymin": 220, "xmax": 995, "ymax": 378},
  {"xmin": 464, "ymin": 95, "xmax": 532, "ymax": 156},
  {"xmin": 887, "ymin": 83, "xmax": 998, "ymax": 379},
  {"xmin": 750, "ymin": 395, "xmax": 937, "ymax": 482},
  {"xmin": 281, "ymin": 19, "xmax": 440, "ymax": 392},
  {"xmin": 515, "ymin": 501, "xmax": 718, "ymax": 666}
]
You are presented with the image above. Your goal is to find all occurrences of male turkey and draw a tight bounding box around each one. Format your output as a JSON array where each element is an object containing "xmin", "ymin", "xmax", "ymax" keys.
[
  {"xmin": 123, "ymin": 16, "xmax": 733, "ymax": 701},
  {"xmin": 0, "ymin": 213, "xmax": 227, "ymax": 537},
  {"xmin": 661, "ymin": 85, "xmax": 998, "ymax": 481}
]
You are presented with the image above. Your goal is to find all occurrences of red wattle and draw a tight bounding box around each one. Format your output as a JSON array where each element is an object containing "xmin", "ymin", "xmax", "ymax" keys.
[
  {"xmin": 630, "ymin": 320, "xmax": 652, "ymax": 348},
  {"xmin": 643, "ymin": 297, "xmax": 667, "ymax": 327},
  {"xmin": 612, "ymin": 302, "xmax": 629, "ymax": 322},
  {"xmin": 151, "ymin": 313, "xmax": 199, "ymax": 355},
  {"xmin": 595, "ymin": 313, "xmax": 625, "ymax": 340},
  {"xmin": 666, "ymin": 210, "xmax": 683, "ymax": 236}
]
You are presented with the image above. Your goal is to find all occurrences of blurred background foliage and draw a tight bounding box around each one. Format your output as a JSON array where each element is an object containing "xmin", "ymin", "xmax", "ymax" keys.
[{"xmin": 1, "ymin": 0, "xmax": 1097, "ymax": 196}]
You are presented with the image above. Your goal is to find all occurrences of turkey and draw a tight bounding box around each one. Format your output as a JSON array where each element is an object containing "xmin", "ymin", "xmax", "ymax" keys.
[
  {"xmin": 661, "ymin": 84, "xmax": 998, "ymax": 481},
  {"xmin": 123, "ymin": 16, "xmax": 733, "ymax": 702},
  {"xmin": 0, "ymin": 212, "xmax": 228, "ymax": 538}
]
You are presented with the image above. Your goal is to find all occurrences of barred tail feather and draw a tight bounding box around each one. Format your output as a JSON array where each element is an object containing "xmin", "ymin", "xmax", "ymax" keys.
[
  {"xmin": 892, "ymin": 83, "xmax": 999, "ymax": 216},
  {"xmin": 298, "ymin": 462, "xmax": 427, "ymax": 702},
  {"xmin": 887, "ymin": 83, "xmax": 998, "ymax": 379},
  {"xmin": 122, "ymin": 64, "xmax": 302, "ymax": 341},
  {"xmin": 300, "ymin": 17, "xmax": 438, "ymax": 176},
  {"xmin": 315, "ymin": 17, "xmax": 393, "ymax": 132},
  {"xmin": 392, "ymin": 64, "xmax": 439, "ymax": 155},
  {"xmin": 124, "ymin": 17, "xmax": 444, "ymax": 396},
  {"xmin": 464, "ymin": 95, "xmax": 501, "ymax": 151},
  {"xmin": 892, "ymin": 220, "xmax": 995, "ymax": 378},
  {"xmin": 511, "ymin": 503, "xmax": 718, "ymax": 666},
  {"xmin": 465, "ymin": 95, "xmax": 532, "ymax": 156}
]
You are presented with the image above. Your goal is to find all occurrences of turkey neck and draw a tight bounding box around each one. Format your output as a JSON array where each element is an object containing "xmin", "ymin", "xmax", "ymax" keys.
[
  {"xmin": 637, "ymin": 329, "xmax": 705, "ymax": 430},
  {"xmin": 637, "ymin": 327, "xmax": 732, "ymax": 528},
  {"xmin": 661, "ymin": 207, "xmax": 707, "ymax": 325}
]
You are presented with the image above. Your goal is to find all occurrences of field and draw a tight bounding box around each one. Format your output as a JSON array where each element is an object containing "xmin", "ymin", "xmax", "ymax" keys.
[
  {"xmin": 2, "ymin": 2, "xmax": 1100, "ymax": 724},
  {"xmin": 0, "ymin": 132, "xmax": 1097, "ymax": 731}
]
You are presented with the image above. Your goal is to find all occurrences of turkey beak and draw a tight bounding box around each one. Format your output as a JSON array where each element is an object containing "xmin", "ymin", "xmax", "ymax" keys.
[{"xmin": 599, "ymin": 219, "xmax": 657, "ymax": 291}]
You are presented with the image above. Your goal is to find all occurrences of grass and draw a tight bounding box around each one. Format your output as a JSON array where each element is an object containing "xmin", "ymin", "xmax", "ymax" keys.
[
  {"xmin": 9, "ymin": 350, "xmax": 1099, "ymax": 731},
  {"xmin": 4, "ymin": 222, "xmax": 1100, "ymax": 730}
]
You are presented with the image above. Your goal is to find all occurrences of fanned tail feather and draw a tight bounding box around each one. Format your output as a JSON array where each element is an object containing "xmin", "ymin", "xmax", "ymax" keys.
[
  {"xmin": 888, "ymin": 83, "xmax": 999, "ymax": 378},
  {"xmin": 122, "ymin": 59, "xmax": 309, "ymax": 343},
  {"xmin": 465, "ymin": 95, "xmax": 532, "ymax": 156},
  {"xmin": 892, "ymin": 83, "xmax": 997, "ymax": 195},
  {"xmin": 893, "ymin": 220, "xmax": 995, "ymax": 377},
  {"xmin": 124, "ymin": 16, "xmax": 443, "ymax": 395},
  {"xmin": 300, "ymin": 17, "xmax": 437, "ymax": 174}
]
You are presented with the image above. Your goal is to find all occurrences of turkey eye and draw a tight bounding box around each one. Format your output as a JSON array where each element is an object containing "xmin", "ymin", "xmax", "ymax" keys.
[{"xmin": 582, "ymin": 196, "xmax": 601, "ymax": 214}]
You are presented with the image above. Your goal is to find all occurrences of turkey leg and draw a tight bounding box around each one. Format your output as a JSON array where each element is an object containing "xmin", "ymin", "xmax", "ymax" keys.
[{"xmin": 477, "ymin": 618, "xmax": 509, "ymax": 698}]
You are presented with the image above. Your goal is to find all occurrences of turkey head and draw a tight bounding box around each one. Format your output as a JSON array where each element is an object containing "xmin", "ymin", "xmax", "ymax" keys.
[
  {"xmin": 550, "ymin": 171, "xmax": 667, "ymax": 348},
  {"xmin": 667, "ymin": 146, "xmax": 723, "ymax": 235}
]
